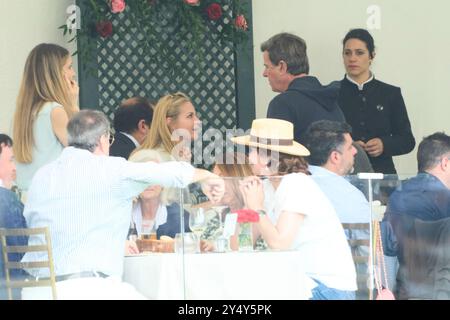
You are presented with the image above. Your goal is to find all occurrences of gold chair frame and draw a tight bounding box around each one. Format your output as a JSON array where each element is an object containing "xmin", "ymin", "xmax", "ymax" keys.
[{"xmin": 0, "ymin": 227, "xmax": 57, "ymax": 300}]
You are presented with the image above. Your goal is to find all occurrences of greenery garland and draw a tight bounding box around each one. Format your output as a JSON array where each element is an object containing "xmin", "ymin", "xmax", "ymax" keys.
[{"xmin": 60, "ymin": 0, "xmax": 250, "ymax": 76}]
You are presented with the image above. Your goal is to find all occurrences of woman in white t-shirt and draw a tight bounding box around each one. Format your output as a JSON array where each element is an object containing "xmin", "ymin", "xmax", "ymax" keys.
[{"xmin": 232, "ymin": 118, "xmax": 357, "ymax": 300}]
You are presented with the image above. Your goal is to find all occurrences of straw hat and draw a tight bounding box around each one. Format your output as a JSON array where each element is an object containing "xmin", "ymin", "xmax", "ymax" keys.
[{"xmin": 231, "ymin": 118, "xmax": 310, "ymax": 157}]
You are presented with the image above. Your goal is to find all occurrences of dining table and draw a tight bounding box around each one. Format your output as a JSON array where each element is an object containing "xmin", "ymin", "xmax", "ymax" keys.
[{"xmin": 123, "ymin": 250, "xmax": 317, "ymax": 300}]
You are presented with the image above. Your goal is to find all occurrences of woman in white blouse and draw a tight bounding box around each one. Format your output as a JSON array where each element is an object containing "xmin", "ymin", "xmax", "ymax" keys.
[{"xmin": 232, "ymin": 118, "xmax": 357, "ymax": 300}]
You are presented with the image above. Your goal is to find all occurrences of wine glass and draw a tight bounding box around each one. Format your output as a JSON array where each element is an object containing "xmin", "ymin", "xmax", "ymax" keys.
[{"xmin": 189, "ymin": 208, "xmax": 206, "ymax": 252}]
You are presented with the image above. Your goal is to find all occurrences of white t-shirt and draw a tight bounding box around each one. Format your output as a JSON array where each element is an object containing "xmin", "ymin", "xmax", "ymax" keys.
[{"xmin": 273, "ymin": 173, "xmax": 357, "ymax": 291}]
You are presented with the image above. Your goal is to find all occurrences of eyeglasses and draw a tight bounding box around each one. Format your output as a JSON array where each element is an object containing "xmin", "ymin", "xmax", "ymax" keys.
[{"xmin": 108, "ymin": 134, "xmax": 115, "ymax": 146}]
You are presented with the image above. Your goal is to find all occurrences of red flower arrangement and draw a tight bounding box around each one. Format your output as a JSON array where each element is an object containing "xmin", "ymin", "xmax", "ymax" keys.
[
  {"xmin": 205, "ymin": 3, "xmax": 223, "ymax": 21},
  {"xmin": 233, "ymin": 209, "xmax": 260, "ymax": 223}
]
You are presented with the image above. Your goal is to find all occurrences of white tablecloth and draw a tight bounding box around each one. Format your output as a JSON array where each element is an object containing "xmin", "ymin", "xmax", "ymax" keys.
[{"xmin": 123, "ymin": 250, "xmax": 316, "ymax": 300}]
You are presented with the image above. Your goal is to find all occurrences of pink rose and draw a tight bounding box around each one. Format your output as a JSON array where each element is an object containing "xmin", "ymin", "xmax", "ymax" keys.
[
  {"xmin": 183, "ymin": 0, "xmax": 200, "ymax": 6},
  {"xmin": 205, "ymin": 3, "xmax": 222, "ymax": 21},
  {"xmin": 235, "ymin": 14, "xmax": 248, "ymax": 31},
  {"xmin": 110, "ymin": 0, "xmax": 126, "ymax": 13}
]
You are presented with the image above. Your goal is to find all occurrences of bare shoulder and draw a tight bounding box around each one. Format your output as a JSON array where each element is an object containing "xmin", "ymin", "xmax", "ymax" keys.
[{"xmin": 50, "ymin": 106, "xmax": 69, "ymax": 123}]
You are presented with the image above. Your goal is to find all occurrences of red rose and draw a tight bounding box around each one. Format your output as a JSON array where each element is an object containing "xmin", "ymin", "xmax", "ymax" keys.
[
  {"xmin": 205, "ymin": 3, "xmax": 222, "ymax": 21},
  {"xmin": 235, "ymin": 14, "xmax": 248, "ymax": 31},
  {"xmin": 234, "ymin": 209, "xmax": 260, "ymax": 223},
  {"xmin": 96, "ymin": 20, "xmax": 113, "ymax": 38}
]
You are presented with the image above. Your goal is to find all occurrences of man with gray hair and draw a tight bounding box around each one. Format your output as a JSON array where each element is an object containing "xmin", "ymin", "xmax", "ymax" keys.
[
  {"xmin": 21, "ymin": 110, "xmax": 223, "ymax": 299},
  {"xmin": 261, "ymin": 32, "xmax": 345, "ymax": 145}
]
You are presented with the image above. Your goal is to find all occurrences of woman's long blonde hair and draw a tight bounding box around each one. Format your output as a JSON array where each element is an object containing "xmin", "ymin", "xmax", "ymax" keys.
[
  {"xmin": 133, "ymin": 92, "xmax": 191, "ymax": 155},
  {"xmin": 13, "ymin": 43, "xmax": 76, "ymax": 163}
]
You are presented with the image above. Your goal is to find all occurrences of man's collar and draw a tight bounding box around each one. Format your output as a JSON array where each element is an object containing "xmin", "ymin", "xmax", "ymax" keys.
[
  {"xmin": 345, "ymin": 73, "xmax": 374, "ymax": 91},
  {"xmin": 120, "ymin": 132, "xmax": 140, "ymax": 147},
  {"xmin": 309, "ymin": 165, "xmax": 339, "ymax": 177}
]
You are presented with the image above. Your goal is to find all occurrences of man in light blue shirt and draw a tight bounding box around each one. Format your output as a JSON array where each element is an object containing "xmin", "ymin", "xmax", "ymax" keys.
[
  {"xmin": 304, "ymin": 120, "xmax": 398, "ymax": 295},
  {"xmin": 21, "ymin": 110, "xmax": 223, "ymax": 299},
  {"xmin": 303, "ymin": 120, "xmax": 370, "ymax": 224}
]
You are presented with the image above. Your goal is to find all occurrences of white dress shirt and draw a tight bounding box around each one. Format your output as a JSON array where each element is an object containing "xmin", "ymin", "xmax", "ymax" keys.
[{"xmin": 22, "ymin": 147, "xmax": 194, "ymax": 278}]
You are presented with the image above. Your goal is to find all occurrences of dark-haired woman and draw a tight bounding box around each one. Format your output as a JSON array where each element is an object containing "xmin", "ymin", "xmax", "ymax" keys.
[
  {"xmin": 338, "ymin": 28, "xmax": 415, "ymax": 174},
  {"xmin": 232, "ymin": 118, "xmax": 356, "ymax": 300}
]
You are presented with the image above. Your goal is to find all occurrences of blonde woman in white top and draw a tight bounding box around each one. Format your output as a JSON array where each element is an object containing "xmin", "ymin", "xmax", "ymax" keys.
[
  {"xmin": 13, "ymin": 43, "xmax": 79, "ymax": 192},
  {"xmin": 129, "ymin": 92, "xmax": 201, "ymax": 204}
]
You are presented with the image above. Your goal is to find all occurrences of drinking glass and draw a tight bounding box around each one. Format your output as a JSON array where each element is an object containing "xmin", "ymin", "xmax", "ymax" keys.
[
  {"xmin": 174, "ymin": 232, "xmax": 197, "ymax": 253},
  {"xmin": 141, "ymin": 219, "xmax": 157, "ymax": 240},
  {"xmin": 189, "ymin": 208, "xmax": 206, "ymax": 252}
]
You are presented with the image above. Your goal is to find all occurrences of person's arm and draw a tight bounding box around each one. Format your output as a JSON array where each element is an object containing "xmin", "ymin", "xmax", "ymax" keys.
[
  {"xmin": 255, "ymin": 211, "xmax": 304, "ymax": 250},
  {"xmin": 64, "ymin": 74, "xmax": 80, "ymax": 114},
  {"xmin": 120, "ymin": 160, "xmax": 224, "ymax": 203},
  {"xmin": 4, "ymin": 193, "xmax": 28, "ymax": 263},
  {"xmin": 50, "ymin": 107, "xmax": 69, "ymax": 146},
  {"xmin": 378, "ymin": 87, "xmax": 416, "ymax": 156},
  {"xmin": 238, "ymin": 176, "xmax": 304, "ymax": 250}
]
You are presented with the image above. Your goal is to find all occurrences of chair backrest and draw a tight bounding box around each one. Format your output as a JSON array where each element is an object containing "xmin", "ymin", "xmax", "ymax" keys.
[
  {"xmin": 0, "ymin": 227, "xmax": 57, "ymax": 300},
  {"xmin": 389, "ymin": 214, "xmax": 450, "ymax": 300},
  {"xmin": 342, "ymin": 223, "xmax": 371, "ymax": 298}
]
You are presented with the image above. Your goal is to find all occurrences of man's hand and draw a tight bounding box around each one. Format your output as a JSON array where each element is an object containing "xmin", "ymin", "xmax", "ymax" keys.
[
  {"xmin": 355, "ymin": 140, "xmax": 366, "ymax": 149},
  {"xmin": 364, "ymin": 138, "xmax": 384, "ymax": 157}
]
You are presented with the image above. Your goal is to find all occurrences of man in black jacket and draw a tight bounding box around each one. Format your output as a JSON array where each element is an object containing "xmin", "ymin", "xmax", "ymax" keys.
[
  {"xmin": 110, "ymin": 97, "xmax": 154, "ymax": 159},
  {"xmin": 261, "ymin": 32, "xmax": 345, "ymax": 145}
]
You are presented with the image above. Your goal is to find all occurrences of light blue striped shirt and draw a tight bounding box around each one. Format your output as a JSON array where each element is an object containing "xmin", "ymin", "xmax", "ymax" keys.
[{"xmin": 22, "ymin": 147, "xmax": 194, "ymax": 278}]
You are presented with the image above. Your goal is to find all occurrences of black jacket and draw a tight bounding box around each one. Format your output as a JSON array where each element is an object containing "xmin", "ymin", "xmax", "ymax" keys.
[
  {"xmin": 338, "ymin": 77, "xmax": 415, "ymax": 174},
  {"xmin": 109, "ymin": 132, "xmax": 137, "ymax": 159},
  {"xmin": 267, "ymin": 76, "xmax": 345, "ymax": 145}
]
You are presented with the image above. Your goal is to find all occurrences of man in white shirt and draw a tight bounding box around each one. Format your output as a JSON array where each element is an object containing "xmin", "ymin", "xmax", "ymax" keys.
[{"xmin": 21, "ymin": 110, "xmax": 223, "ymax": 299}]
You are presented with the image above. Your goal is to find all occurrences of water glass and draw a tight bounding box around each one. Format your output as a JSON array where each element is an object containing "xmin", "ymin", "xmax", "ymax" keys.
[{"xmin": 174, "ymin": 232, "xmax": 198, "ymax": 254}]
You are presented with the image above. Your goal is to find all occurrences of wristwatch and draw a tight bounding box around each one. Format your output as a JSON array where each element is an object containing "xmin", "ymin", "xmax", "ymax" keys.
[{"xmin": 256, "ymin": 209, "xmax": 267, "ymax": 216}]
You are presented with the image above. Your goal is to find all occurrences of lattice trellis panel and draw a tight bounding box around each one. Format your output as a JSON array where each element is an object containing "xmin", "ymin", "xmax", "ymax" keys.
[{"xmin": 93, "ymin": 4, "xmax": 238, "ymax": 144}]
